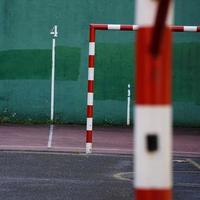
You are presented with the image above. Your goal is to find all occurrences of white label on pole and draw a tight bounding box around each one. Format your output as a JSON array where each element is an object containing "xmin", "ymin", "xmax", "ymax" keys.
[{"xmin": 135, "ymin": 106, "xmax": 172, "ymax": 188}]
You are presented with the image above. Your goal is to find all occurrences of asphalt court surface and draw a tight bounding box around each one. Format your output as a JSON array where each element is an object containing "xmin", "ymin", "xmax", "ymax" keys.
[{"xmin": 0, "ymin": 151, "xmax": 199, "ymax": 200}]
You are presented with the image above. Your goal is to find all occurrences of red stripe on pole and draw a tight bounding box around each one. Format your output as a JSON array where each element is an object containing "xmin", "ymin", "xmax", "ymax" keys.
[
  {"xmin": 88, "ymin": 80, "xmax": 94, "ymax": 93},
  {"xmin": 136, "ymin": 27, "xmax": 172, "ymax": 104},
  {"xmin": 92, "ymin": 24, "xmax": 108, "ymax": 30},
  {"xmin": 89, "ymin": 25, "xmax": 96, "ymax": 42},
  {"xmin": 86, "ymin": 131, "xmax": 93, "ymax": 143},
  {"xmin": 89, "ymin": 55, "xmax": 95, "ymax": 68},
  {"xmin": 171, "ymin": 26, "xmax": 184, "ymax": 32},
  {"xmin": 135, "ymin": 189, "xmax": 172, "ymax": 200},
  {"xmin": 87, "ymin": 105, "xmax": 93, "ymax": 117},
  {"xmin": 197, "ymin": 27, "xmax": 200, "ymax": 32},
  {"xmin": 120, "ymin": 25, "xmax": 134, "ymax": 31}
]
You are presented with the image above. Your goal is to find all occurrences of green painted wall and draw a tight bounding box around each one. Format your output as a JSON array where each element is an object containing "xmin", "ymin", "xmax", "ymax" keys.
[{"xmin": 0, "ymin": 0, "xmax": 200, "ymax": 126}]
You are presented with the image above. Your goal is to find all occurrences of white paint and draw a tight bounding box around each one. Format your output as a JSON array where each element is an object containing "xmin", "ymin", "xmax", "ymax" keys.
[
  {"xmin": 184, "ymin": 26, "xmax": 197, "ymax": 32},
  {"xmin": 134, "ymin": 106, "xmax": 172, "ymax": 188},
  {"xmin": 50, "ymin": 25, "xmax": 58, "ymax": 122},
  {"xmin": 135, "ymin": 0, "xmax": 174, "ymax": 26},
  {"xmin": 132, "ymin": 25, "xmax": 139, "ymax": 30},
  {"xmin": 51, "ymin": 38, "xmax": 56, "ymax": 121},
  {"xmin": 127, "ymin": 84, "xmax": 131, "ymax": 126},
  {"xmin": 88, "ymin": 68, "xmax": 94, "ymax": 81},
  {"xmin": 187, "ymin": 159, "xmax": 200, "ymax": 170},
  {"xmin": 86, "ymin": 118, "xmax": 93, "ymax": 131},
  {"xmin": 86, "ymin": 143, "xmax": 92, "ymax": 154},
  {"xmin": 89, "ymin": 42, "xmax": 95, "ymax": 56},
  {"xmin": 87, "ymin": 92, "xmax": 94, "ymax": 106},
  {"xmin": 108, "ymin": 24, "xmax": 121, "ymax": 30},
  {"xmin": 48, "ymin": 124, "xmax": 54, "ymax": 148}
]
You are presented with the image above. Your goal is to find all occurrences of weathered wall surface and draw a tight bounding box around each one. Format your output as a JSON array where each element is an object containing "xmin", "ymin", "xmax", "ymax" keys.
[{"xmin": 0, "ymin": 0, "xmax": 200, "ymax": 126}]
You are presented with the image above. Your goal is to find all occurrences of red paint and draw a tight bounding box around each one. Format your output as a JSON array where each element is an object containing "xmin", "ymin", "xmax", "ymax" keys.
[
  {"xmin": 87, "ymin": 105, "xmax": 93, "ymax": 117},
  {"xmin": 89, "ymin": 25, "xmax": 96, "ymax": 42},
  {"xmin": 88, "ymin": 80, "xmax": 94, "ymax": 93},
  {"xmin": 120, "ymin": 25, "xmax": 134, "ymax": 31},
  {"xmin": 171, "ymin": 26, "xmax": 184, "ymax": 32},
  {"xmin": 89, "ymin": 55, "xmax": 95, "ymax": 68},
  {"xmin": 135, "ymin": 189, "xmax": 172, "ymax": 200},
  {"xmin": 136, "ymin": 27, "xmax": 172, "ymax": 104},
  {"xmin": 92, "ymin": 24, "xmax": 108, "ymax": 30},
  {"xmin": 197, "ymin": 27, "xmax": 200, "ymax": 32},
  {"xmin": 86, "ymin": 130, "xmax": 93, "ymax": 143}
]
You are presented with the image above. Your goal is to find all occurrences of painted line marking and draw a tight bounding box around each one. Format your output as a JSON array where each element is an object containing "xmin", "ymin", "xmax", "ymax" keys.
[
  {"xmin": 48, "ymin": 124, "xmax": 54, "ymax": 148},
  {"xmin": 173, "ymin": 159, "xmax": 187, "ymax": 163},
  {"xmin": 186, "ymin": 158, "xmax": 200, "ymax": 170},
  {"xmin": 113, "ymin": 172, "xmax": 133, "ymax": 182}
]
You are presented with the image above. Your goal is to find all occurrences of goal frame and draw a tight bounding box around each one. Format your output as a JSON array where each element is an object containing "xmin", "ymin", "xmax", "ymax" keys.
[{"xmin": 86, "ymin": 23, "xmax": 200, "ymax": 154}]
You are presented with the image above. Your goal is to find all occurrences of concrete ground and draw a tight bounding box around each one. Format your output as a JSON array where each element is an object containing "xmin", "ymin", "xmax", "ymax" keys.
[
  {"xmin": 0, "ymin": 124, "xmax": 199, "ymax": 199},
  {"xmin": 0, "ymin": 151, "xmax": 199, "ymax": 200},
  {"xmin": 0, "ymin": 124, "xmax": 199, "ymax": 156}
]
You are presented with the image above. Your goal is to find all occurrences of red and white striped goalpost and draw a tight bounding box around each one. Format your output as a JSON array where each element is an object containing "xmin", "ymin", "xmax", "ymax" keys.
[{"xmin": 85, "ymin": 23, "xmax": 200, "ymax": 154}]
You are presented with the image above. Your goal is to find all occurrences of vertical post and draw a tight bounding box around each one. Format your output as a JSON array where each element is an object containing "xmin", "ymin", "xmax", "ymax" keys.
[
  {"xmin": 134, "ymin": 0, "xmax": 174, "ymax": 200},
  {"xmin": 127, "ymin": 84, "xmax": 131, "ymax": 126},
  {"xmin": 50, "ymin": 25, "xmax": 58, "ymax": 122},
  {"xmin": 86, "ymin": 25, "xmax": 96, "ymax": 154},
  {"xmin": 48, "ymin": 25, "xmax": 58, "ymax": 148}
]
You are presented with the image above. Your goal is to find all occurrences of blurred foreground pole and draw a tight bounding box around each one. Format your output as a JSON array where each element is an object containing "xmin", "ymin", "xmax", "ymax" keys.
[{"xmin": 134, "ymin": 0, "xmax": 174, "ymax": 199}]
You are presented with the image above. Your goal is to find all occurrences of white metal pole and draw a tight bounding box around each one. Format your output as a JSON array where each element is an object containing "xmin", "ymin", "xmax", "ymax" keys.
[
  {"xmin": 48, "ymin": 25, "xmax": 58, "ymax": 148},
  {"xmin": 50, "ymin": 25, "xmax": 58, "ymax": 122},
  {"xmin": 127, "ymin": 84, "xmax": 131, "ymax": 126},
  {"xmin": 51, "ymin": 38, "xmax": 55, "ymax": 121}
]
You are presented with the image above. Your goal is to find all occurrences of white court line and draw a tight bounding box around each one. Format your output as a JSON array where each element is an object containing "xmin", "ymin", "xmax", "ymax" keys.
[
  {"xmin": 48, "ymin": 124, "xmax": 54, "ymax": 148},
  {"xmin": 186, "ymin": 159, "xmax": 200, "ymax": 170}
]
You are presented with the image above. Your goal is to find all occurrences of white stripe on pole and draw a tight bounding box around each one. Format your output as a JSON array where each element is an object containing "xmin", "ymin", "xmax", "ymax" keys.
[
  {"xmin": 89, "ymin": 42, "xmax": 95, "ymax": 55},
  {"xmin": 108, "ymin": 24, "xmax": 121, "ymax": 30},
  {"xmin": 135, "ymin": 106, "xmax": 172, "ymax": 188},
  {"xmin": 132, "ymin": 25, "xmax": 139, "ymax": 30},
  {"xmin": 86, "ymin": 118, "xmax": 93, "ymax": 131},
  {"xmin": 184, "ymin": 26, "xmax": 197, "ymax": 32},
  {"xmin": 127, "ymin": 84, "xmax": 131, "ymax": 126},
  {"xmin": 86, "ymin": 143, "xmax": 92, "ymax": 154},
  {"xmin": 87, "ymin": 92, "xmax": 94, "ymax": 105},
  {"xmin": 88, "ymin": 68, "xmax": 94, "ymax": 81}
]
